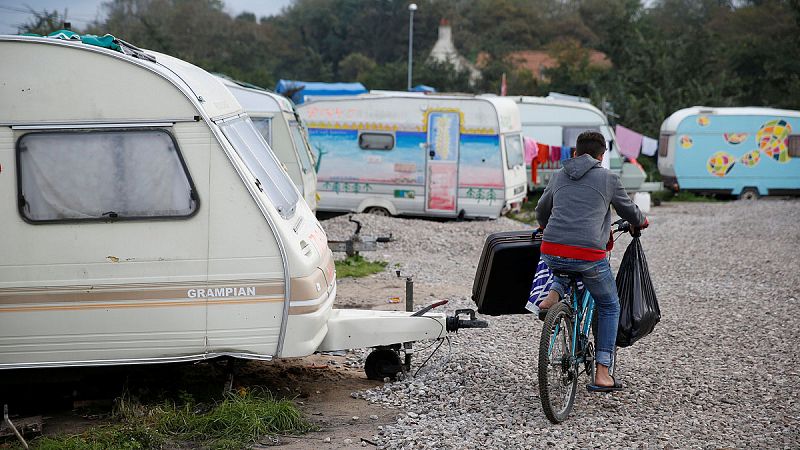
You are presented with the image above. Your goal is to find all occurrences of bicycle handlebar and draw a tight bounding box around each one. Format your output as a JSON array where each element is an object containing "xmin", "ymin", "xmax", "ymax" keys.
[{"xmin": 613, "ymin": 219, "xmax": 644, "ymax": 237}]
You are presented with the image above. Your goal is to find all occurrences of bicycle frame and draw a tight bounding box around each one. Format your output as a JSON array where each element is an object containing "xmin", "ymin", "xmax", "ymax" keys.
[{"xmin": 548, "ymin": 281, "xmax": 595, "ymax": 367}]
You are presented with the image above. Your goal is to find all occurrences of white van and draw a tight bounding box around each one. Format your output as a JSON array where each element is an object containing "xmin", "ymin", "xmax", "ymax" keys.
[
  {"xmin": 215, "ymin": 75, "xmax": 318, "ymax": 211},
  {"xmin": 0, "ymin": 36, "xmax": 472, "ymax": 374},
  {"xmin": 514, "ymin": 96, "xmax": 647, "ymax": 191},
  {"xmin": 297, "ymin": 93, "xmax": 527, "ymax": 219}
]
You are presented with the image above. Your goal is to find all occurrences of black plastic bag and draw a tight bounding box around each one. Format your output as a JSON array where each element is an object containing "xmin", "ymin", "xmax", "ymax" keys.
[{"xmin": 615, "ymin": 236, "xmax": 660, "ymax": 347}]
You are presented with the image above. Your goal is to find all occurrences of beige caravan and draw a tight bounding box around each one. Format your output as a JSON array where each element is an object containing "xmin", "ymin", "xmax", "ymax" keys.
[
  {"xmin": 215, "ymin": 75, "xmax": 318, "ymax": 211},
  {"xmin": 0, "ymin": 36, "xmax": 477, "ymax": 376}
]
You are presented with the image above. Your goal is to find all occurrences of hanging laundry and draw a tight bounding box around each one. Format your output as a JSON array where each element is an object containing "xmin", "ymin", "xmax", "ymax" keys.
[
  {"xmin": 560, "ymin": 146, "xmax": 572, "ymax": 161},
  {"xmin": 550, "ymin": 145, "xmax": 561, "ymax": 162},
  {"xmin": 523, "ymin": 136, "xmax": 539, "ymax": 165},
  {"xmin": 615, "ymin": 125, "xmax": 643, "ymax": 159},
  {"xmin": 641, "ymin": 136, "xmax": 658, "ymax": 156},
  {"xmin": 536, "ymin": 143, "xmax": 549, "ymax": 164}
]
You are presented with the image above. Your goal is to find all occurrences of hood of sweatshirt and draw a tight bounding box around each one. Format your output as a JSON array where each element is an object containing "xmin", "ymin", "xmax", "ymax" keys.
[{"xmin": 562, "ymin": 154, "xmax": 600, "ymax": 180}]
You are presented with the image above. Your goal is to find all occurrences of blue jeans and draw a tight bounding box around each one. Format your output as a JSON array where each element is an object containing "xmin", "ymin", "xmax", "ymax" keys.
[{"xmin": 541, "ymin": 255, "xmax": 619, "ymax": 367}]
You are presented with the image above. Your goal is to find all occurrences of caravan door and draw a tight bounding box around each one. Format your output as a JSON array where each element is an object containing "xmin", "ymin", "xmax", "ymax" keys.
[{"xmin": 425, "ymin": 111, "xmax": 460, "ymax": 214}]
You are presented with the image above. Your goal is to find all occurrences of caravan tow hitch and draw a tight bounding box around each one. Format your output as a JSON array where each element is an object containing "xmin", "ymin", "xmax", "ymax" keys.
[
  {"xmin": 446, "ymin": 308, "xmax": 489, "ymax": 332},
  {"xmin": 410, "ymin": 301, "xmax": 488, "ymax": 332}
]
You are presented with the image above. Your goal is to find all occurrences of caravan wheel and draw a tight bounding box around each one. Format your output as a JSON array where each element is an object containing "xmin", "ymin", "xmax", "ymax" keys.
[
  {"xmin": 740, "ymin": 188, "xmax": 759, "ymax": 201},
  {"xmin": 364, "ymin": 348, "xmax": 402, "ymax": 380},
  {"xmin": 365, "ymin": 207, "xmax": 391, "ymax": 217}
]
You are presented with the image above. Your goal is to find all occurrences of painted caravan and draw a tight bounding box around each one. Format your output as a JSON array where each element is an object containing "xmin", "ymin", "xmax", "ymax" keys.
[
  {"xmin": 215, "ymin": 75, "xmax": 318, "ymax": 211},
  {"xmin": 659, "ymin": 106, "xmax": 800, "ymax": 198},
  {"xmin": 0, "ymin": 36, "xmax": 479, "ymax": 373},
  {"xmin": 514, "ymin": 96, "xmax": 646, "ymax": 191},
  {"xmin": 297, "ymin": 93, "xmax": 527, "ymax": 219}
]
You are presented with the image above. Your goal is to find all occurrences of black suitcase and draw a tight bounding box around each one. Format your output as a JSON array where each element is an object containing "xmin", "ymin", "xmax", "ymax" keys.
[{"xmin": 472, "ymin": 230, "xmax": 541, "ymax": 316}]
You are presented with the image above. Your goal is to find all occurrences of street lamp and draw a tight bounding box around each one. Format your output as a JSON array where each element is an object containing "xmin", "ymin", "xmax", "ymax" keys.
[{"xmin": 407, "ymin": 3, "xmax": 417, "ymax": 91}]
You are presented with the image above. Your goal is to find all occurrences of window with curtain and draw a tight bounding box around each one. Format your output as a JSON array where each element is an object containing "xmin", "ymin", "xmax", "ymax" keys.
[
  {"xmin": 251, "ymin": 117, "xmax": 273, "ymax": 147},
  {"xmin": 17, "ymin": 129, "xmax": 197, "ymax": 222},
  {"xmin": 504, "ymin": 134, "xmax": 524, "ymax": 169}
]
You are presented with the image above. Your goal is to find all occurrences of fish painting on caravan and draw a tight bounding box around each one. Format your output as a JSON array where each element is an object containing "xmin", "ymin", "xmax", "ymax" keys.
[
  {"xmin": 215, "ymin": 75, "xmax": 319, "ymax": 211},
  {"xmin": 0, "ymin": 35, "xmax": 474, "ymax": 372},
  {"xmin": 297, "ymin": 93, "xmax": 528, "ymax": 219},
  {"xmin": 659, "ymin": 107, "xmax": 800, "ymax": 199}
]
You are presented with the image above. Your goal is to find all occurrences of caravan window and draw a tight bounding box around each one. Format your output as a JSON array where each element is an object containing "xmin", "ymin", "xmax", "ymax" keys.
[
  {"xmin": 358, "ymin": 132, "xmax": 394, "ymax": 150},
  {"xmin": 252, "ymin": 117, "xmax": 273, "ymax": 146},
  {"xmin": 789, "ymin": 135, "xmax": 800, "ymax": 157},
  {"xmin": 220, "ymin": 116, "xmax": 298, "ymax": 219},
  {"xmin": 504, "ymin": 134, "xmax": 524, "ymax": 169},
  {"xmin": 17, "ymin": 129, "xmax": 198, "ymax": 223},
  {"xmin": 563, "ymin": 126, "xmax": 601, "ymax": 148},
  {"xmin": 659, "ymin": 134, "xmax": 670, "ymax": 157},
  {"xmin": 289, "ymin": 121, "xmax": 315, "ymax": 174}
]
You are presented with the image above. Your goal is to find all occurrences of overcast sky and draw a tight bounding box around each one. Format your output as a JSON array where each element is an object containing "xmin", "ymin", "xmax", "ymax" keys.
[{"xmin": 0, "ymin": 0, "xmax": 294, "ymax": 34}]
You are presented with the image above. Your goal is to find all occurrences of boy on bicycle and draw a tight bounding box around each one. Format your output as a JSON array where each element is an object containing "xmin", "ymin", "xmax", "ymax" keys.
[{"xmin": 535, "ymin": 131, "xmax": 648, "ymax": 392}]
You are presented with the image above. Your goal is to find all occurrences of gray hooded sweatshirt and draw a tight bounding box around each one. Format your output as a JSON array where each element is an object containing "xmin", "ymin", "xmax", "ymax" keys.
[{"xmin": 535, "ymin": 154, "xmax": 646, "ymax": 260}]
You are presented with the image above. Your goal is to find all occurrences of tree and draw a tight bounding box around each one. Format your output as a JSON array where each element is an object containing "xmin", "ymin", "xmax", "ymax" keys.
[
  {"xmin": 18, "ymin": 8, "xmax": 72, "ymax": 35},
  {"xmin": 339, "ymin": 52, "xmax": 377, "ymax": 83}
]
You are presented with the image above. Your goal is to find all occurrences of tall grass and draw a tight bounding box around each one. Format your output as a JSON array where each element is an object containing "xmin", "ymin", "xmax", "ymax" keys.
[{"xmin": 27, "ymin": 389, "xmax": 312, "ymax": 450}]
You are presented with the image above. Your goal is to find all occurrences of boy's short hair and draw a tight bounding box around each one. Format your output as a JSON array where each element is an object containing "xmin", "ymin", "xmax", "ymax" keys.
[{"xmin": 575, "ymin": 131, "xmax": 606, "ymax": 158}]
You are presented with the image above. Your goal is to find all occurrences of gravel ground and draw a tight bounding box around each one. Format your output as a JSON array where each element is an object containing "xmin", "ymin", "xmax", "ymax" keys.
[{"xmin": 321, "ymin": 199, "xmax": 800, "ymax": 449}]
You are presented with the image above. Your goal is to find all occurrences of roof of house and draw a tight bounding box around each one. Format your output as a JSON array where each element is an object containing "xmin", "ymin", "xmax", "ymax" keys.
[{"xmin": 478, "ymin": 49, "xmax": 611, "ymax": 78}]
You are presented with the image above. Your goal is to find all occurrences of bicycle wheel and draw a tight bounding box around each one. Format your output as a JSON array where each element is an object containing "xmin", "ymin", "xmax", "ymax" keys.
[{"xmin": 538, "ymin": 302, "xmax": 578, "ymax": 423}]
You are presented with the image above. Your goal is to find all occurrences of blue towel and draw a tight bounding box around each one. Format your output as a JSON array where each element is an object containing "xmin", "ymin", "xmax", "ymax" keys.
[
  {"xmin": 526, "ymin": 258, "xmax": 554, "ymax": 313},
  {"xmin": 560, "ymin": 146, "xmax": 572, "ymax": 160},
  {"xmin": 525, "ymin": 257, "xmax": 585, "ymax": 313}
]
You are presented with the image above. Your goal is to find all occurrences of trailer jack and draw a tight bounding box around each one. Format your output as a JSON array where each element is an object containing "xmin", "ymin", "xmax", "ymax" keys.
[{"xmin": 3, "ymin": 405, "xmax": 28, "ymax": 450}]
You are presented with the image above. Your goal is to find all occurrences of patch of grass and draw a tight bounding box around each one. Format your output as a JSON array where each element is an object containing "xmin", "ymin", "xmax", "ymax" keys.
[
  {"xmin": 651, "ymin": 190, "xmax": 720, "ymax": 203},
  {"xmin": 335, "ymin": 254, "xmax": 387, "ymax": 278},
  {"xmin": 28, "ymin": 389, "xmax": 312, "ymax": 450},
  {"xmin": 507, "ymin": 192, "xmax": 541, "ymax": 225},
  {"xmin": 30, "ymin": 423, "xmax": 162, "ymax": 450},
  {"xmin": 153, "ymin": 389, "xmax": 312, "ymax": 445}
]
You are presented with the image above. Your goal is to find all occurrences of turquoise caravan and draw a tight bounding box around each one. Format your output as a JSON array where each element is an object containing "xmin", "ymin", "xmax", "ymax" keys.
[
  {"xmin": 659, "ymin": 107, "xmax": 800, "ymax": 199},
  {"xmin": 296, "ymin": 93, "xmax": 527, "ymax": 219}
]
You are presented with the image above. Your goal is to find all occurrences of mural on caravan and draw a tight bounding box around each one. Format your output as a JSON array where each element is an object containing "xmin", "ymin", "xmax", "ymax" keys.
[
  {"xmin": 660, "ymin": 108, "xmax": 800, "ymax": 197},
  {"xmin": 300, "ymin": 94, "xmax": 525, "ymax": 219}
]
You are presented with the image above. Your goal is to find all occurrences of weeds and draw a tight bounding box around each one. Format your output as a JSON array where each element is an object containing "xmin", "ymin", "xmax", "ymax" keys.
[
  {"xmin": 507, "ymin": 193, "xmax": 541, "ymax": 225},
  {"xmin": 29, "ymin": 423, "xmax": 162, "ymax": 450},
  {"xmin": 335, "ymin": 254, "xmax": 387, "ymax": 278},
  {"xmin": 27, "ymin": 389, "xmax": 312, "ymax": 450}
]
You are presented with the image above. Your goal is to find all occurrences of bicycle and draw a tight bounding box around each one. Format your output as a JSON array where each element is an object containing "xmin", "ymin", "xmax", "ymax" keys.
[{"xmin": 536, "ymin": 219, "xmax": 634, "ymax": 423}]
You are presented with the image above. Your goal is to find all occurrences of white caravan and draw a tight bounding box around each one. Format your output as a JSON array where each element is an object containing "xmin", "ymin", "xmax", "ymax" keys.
[
  {"xmin": 0, "ymin": 36, "xmax": 478, "ymax": 375},
  {"xmin": 215, "ymin": 75, "xmax": 318, "ymax": 211},
  {"xmin": 297, "ymin": 93, "xmax": 527, "ymax": 219},
  {"xmin": 514, "ymin": 96, "xmax": 647, "ymax": 191}
]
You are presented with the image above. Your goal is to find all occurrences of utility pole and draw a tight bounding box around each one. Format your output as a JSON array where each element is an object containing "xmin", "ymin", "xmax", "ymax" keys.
[{"xmin": 407, "ymin": 3, "xmax": 417, "ymax": 91}]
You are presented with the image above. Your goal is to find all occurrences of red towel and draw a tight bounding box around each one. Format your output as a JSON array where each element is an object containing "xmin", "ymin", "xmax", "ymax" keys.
[{"xmin": 550, "ymin": 146, "xmax": 561, "ymax": 162}]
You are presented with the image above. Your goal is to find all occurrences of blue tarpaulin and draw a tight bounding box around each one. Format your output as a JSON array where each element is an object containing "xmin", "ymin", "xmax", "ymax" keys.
[
  {"xmin": 412, "ymin": 84, "xmax": 436, "ymax": 93},
  {"xmin": 274, "ymin": 80, "xmax": 367, "ymax": 104}
]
